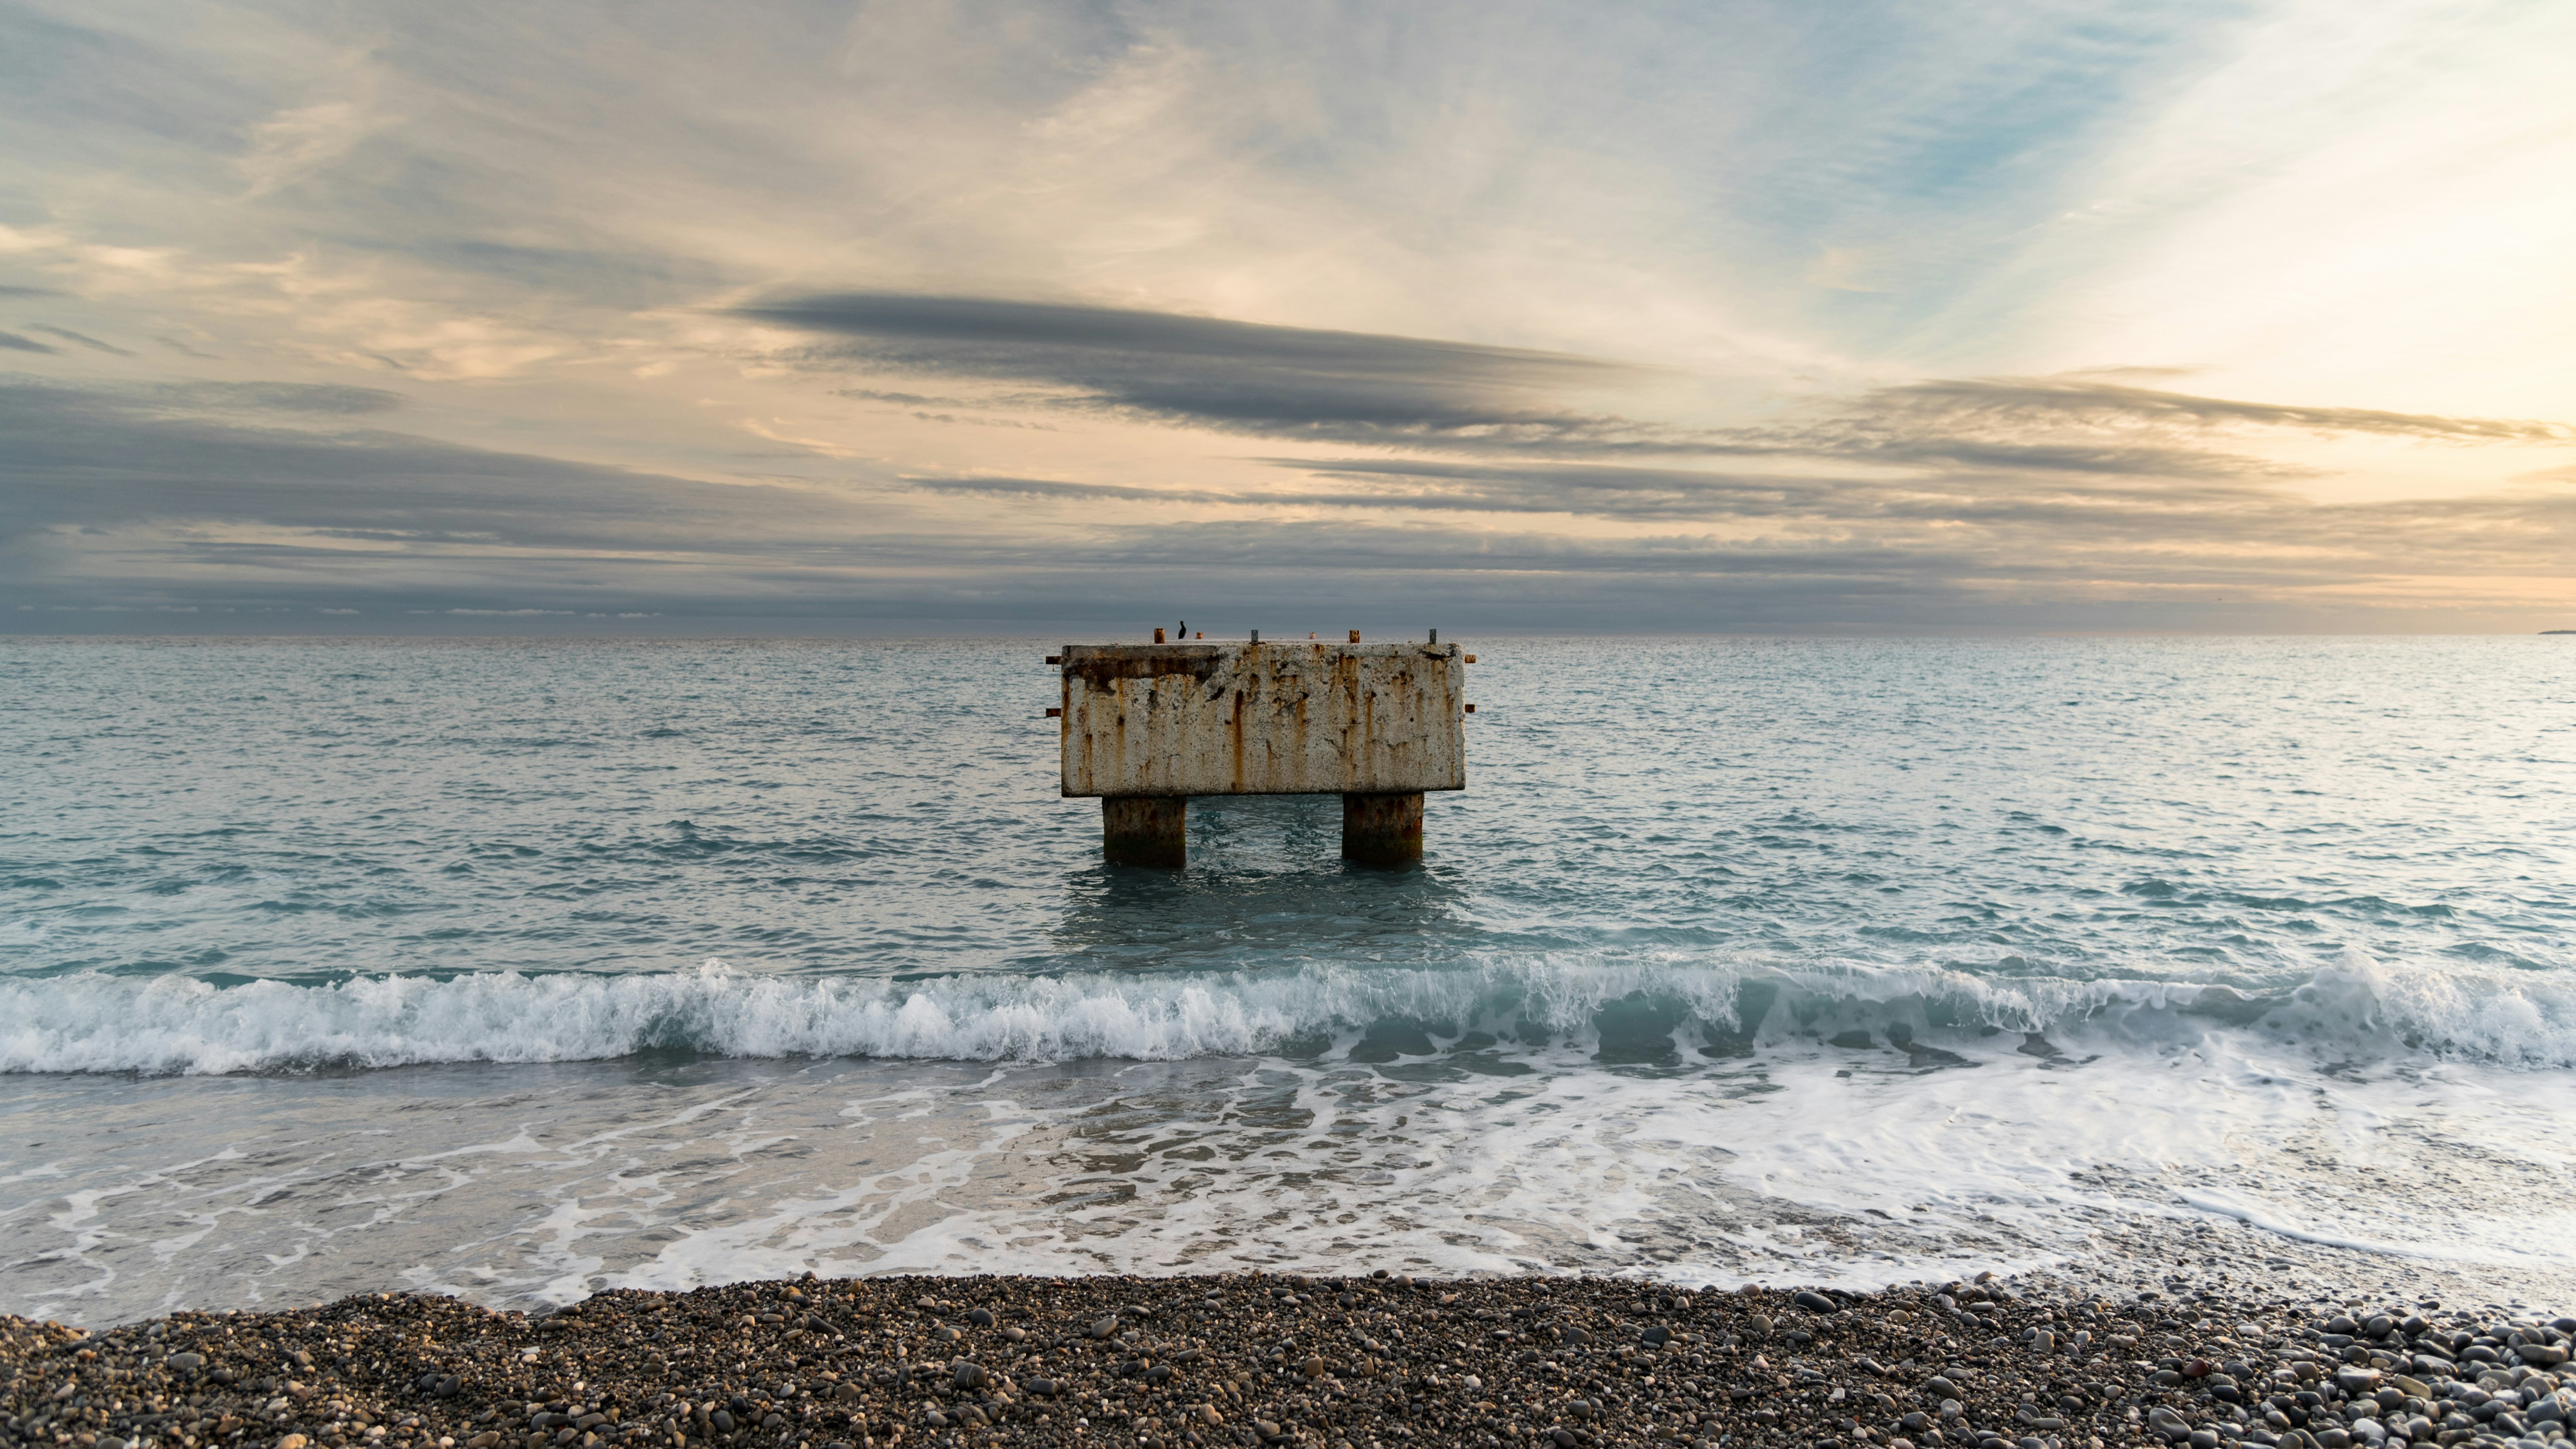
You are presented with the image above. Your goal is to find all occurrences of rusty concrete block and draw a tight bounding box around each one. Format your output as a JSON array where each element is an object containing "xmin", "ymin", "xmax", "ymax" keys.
[{"xmin": 1058, "ymin": 641, "xmax": 1465, "ymax": 798}]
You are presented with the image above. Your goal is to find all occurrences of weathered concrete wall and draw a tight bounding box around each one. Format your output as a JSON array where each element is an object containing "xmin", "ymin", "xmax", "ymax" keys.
[{"xmin": 1059, "ymin": 641, "xmax": 1465, "ymax": 797}]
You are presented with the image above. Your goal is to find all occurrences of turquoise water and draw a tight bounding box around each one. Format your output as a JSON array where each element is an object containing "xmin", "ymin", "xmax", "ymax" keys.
[{"xmin": 3, "ymin": 636, "xmax": 2572, "ymax": 1322}]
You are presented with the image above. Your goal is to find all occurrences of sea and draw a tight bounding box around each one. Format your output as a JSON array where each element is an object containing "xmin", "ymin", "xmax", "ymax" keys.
[{"xmin": 3, "ymin": 636, "xmax": 2572, "ymax": 1327}]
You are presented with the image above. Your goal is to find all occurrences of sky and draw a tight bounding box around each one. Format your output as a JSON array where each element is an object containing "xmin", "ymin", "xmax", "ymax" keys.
[{"xmin": 3, "ymin": 0, "xmax": 2573, "ymax": 634}]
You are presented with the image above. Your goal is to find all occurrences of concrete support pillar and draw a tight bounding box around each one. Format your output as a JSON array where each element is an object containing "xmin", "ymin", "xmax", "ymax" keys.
[
  {"xmin": 1341, "ymin": 792, "xmax": 1424, "ymax": 866},
  {"xmin": 1102, "ymin": 796, "xmax": 1187, "ymax": 867}
]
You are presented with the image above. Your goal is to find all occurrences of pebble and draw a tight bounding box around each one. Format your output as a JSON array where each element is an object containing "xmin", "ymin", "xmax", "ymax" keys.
[{"xmin": 3, "ymin": 1275, "xmax": 2569, "ymax": 1449}]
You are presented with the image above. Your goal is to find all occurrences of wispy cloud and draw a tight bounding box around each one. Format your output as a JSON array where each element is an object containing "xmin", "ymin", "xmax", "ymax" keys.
[
  {"xmin": 1828, "ymin": 377, "xmax": 2574, "ymax": 443},
  {"xmin": 1, "ymin": 0, "xmax": 2570, "ymax": 631},
  {"xmin": 24, "ymin": 323, "xmax": 132, "ymax": 356},
  {"xmin": 0, "ymin": 377, "xmax": 843, "ymax": 557},
  {"xmin": 792, "ymin": 298, "xmax": 2565, "ymax": 484}
]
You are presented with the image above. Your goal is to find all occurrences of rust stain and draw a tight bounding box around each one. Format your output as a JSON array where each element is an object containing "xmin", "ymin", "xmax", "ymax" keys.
[
  {"xmin": 1064, "ymin": 646, "xmax": 1226, "ymax": 688},
  {"xmin": 1060, "ymin": 641, "xmax": 1462, "ymax": 797},
  {"xmin": 1230, "ymin": 686, "xmax": 1245, "ymax": 792}
]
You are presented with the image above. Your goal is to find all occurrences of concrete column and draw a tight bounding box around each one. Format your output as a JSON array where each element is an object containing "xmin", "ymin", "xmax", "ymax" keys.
[
  {"xmin": 1102, "ymin": 796, "xmax": 1187, "ymax": 867},
  {"xmin": 1341, "ymin": 792, "xmax": 1424, "ymax": 866}
]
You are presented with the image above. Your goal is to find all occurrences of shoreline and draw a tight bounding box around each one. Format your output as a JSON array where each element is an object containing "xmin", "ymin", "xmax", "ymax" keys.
[{"xmin": 6, "ymin": 1276, "xmax": 2570, "ymax": 1449}]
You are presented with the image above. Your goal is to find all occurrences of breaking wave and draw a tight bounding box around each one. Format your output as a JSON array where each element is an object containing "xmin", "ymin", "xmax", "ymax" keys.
[{"xmin": 3, "ymin": 953, "xmax": 2572, "ymax": 1075}]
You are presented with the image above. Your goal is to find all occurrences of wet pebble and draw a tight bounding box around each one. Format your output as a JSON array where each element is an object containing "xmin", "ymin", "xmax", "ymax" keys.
[{"xmin": 3, "ymin": 1273, "xmax": 2568, "ymax": 1449}]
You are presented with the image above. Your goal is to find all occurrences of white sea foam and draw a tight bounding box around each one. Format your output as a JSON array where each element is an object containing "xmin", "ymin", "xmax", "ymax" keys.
[
  {"xmin": 3, "ymin": 952, "xmax": 2572, "ymax": 1075},
  {"xmin": 10, "ymin": 1025, "xmax": 2574, "ymax": 1327}
]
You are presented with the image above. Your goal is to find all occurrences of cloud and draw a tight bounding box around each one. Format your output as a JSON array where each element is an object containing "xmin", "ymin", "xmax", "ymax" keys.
[
  {"xmin": 740, "ymin": 291, "xmax": 1657, "ymax": 448},
  {"xmin": 385, "ymin": 240, "xmax": 731, "ymax": 310},
  {"xmin": 891, "ymin": 448, "xmax": 2576, "ymax": 602},
  {"xmin": 905, "ymin": 464, "xmax": 1915, "ymax": 521},
  {"xmin": 752, "ymin": 294, "xmax": 2566, "ymax": 477},
  {"xmin": 837, "ymin": 388, "xmax": 978, "ymax": 408},
  {"xmin": 0, "ymin": 376, "xmax": 844, "ymax": 561},
  {"xmin": 3, "ymin": 0, "xmax": 2571, "ymax": 633},
  {"xmin": 1838, "ymin": 376, "xmax": 2575, "ymax": 444},
  {"xmin": 1681, "ymin": 374, "xmax": 2576, "ymax": 480},
  {"xmin": 9, "ymin": 352, "xmax": 2571, "ymax": 633},
  {"xmin": 141, "ymin": 380, "xmax": 409, "ymax": 415},
  {"xmin": 904, "ymin": 455, "xmax": 2285, "ymax": 535},
  {"xmin": 24, "ymin": 324, "xmax": 133, "ymax": 356},
  {"xmin": 906, "ymin": 475, "xmax": 1240, "ymax": 506}
]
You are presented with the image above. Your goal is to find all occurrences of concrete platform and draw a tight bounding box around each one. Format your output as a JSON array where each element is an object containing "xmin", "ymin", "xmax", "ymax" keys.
[
  {"xmin": 1058, "ymin": 639, "xmax": 1463, "ymax": 799},
  {"xmin": 1055, "ymin": 639, "xmax": 1467, "ymax": 865}
]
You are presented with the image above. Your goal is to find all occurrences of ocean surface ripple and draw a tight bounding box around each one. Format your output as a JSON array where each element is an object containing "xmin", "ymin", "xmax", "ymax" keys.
[{"xmin": 3, "ymin": 635, "xmax": 2571, "ymax": 1321}]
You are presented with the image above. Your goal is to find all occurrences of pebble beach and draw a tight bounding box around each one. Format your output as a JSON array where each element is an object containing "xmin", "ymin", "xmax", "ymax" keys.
[{"xmin": 7, "ymin": 1272, "xmax": 2570, "ymax": 1449}]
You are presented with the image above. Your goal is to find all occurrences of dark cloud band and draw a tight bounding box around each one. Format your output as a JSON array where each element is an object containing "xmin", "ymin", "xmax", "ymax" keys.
[
  {"xmin": 747, "ymin": 293, "xmax": 2567, "ymax": 474},
  {"xmin": 7, "ymin": 367, "xmax": 2570, "ymax": 630},
  {"xmin": 740, "ymin": 290, "xmax": 1651, "ymax": 446}
]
